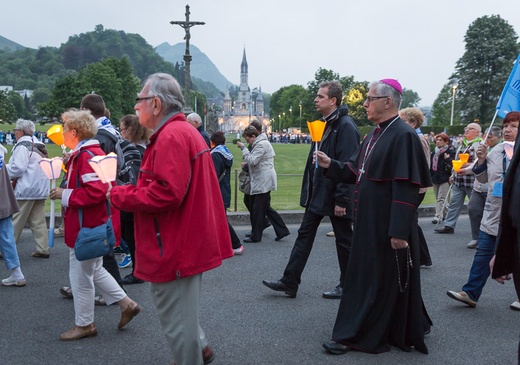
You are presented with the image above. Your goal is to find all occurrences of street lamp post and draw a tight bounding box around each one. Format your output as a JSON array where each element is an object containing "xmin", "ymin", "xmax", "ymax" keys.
[
  {"xmin": 450, "ymin": 80, "xmax": 459, "ymax": 126},
  {"xmin": 289, "ymin": 106, "xmax": 292, "ymax": 127},
  {"xmin": 299, "ymin": 101, "xmax": 302, "ymax": 131},
  {"xmin": 278, "ymin": 114, "xmax": 281, "ymax": 133}
]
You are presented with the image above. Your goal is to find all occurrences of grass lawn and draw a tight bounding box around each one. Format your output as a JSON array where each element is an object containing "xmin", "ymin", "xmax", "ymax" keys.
[{"xmin": 1, "ymin": 123, "xmax": 436, "ymax": 213}]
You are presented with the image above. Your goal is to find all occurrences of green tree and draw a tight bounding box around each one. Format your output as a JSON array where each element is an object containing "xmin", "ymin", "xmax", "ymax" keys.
[
  {"xmin": 270, "ymin": 85, "xmax": 308, "ymax": 130},
  {"xmin": 344, "ymin": 81, "xmax": 369, "ymax": 125},
  {"xmin": 401, "ymin": 88, "xmax": 421, "ymax": 108},
  {"xmin": 0, "ymin": 90, "xmax": 16, "ymax": 123},
  {"xmin": 430, "ymin": 83, "xmax": 461, "ymax": 126},
  {"xmin": 453, "ymin": 15, "xmax": 520, "ymax": 124}
]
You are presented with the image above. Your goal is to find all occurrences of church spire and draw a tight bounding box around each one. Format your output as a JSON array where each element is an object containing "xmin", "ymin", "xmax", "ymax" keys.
[{"xmin": 240, "ymin": 47, "xmax": 248, "ymax": 85}]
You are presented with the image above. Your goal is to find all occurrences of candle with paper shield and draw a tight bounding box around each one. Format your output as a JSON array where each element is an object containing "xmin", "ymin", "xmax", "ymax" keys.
[
  {"xmin": 88, "ymin": 152, "xmax": 118, "ymax": 186},
  {"xmin": 39, "ymin": 157, "xmax": 64, "ymax": 247},
  {"xmin": 46, "ymin": 124, "xmax": 65, "ymax": 151},
  {"xmin": 307, "ymin": 120, "xmax": 326, "ymax": 169}
]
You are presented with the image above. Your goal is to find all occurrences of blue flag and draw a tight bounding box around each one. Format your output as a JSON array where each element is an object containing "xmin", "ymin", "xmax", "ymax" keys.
[{"xmin": 496, "ymin": 54, "xmax": 520, "ymax": 119}]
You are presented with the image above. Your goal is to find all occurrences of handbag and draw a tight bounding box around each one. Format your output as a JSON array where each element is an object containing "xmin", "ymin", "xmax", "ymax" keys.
[
  {"xmin": 238, "ymin": 168, "xmax": 251, "ymax": 195},
  {"xmin": 73, "ymin": 150, "xmax": 115, "ymax": 261},
  {"xmin": 74, "ymin": 209, "xmax": 115, "ymax": 261}
]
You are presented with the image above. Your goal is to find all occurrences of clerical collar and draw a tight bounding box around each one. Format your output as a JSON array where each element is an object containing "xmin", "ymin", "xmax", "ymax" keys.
[{"xmin": 376, "ymin": 115, "xmax": 399, "ymax": 129}]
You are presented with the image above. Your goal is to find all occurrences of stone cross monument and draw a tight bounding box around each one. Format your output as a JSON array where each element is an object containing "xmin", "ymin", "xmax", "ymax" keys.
[{"xmin": 170, "ymin": 4, "xmax": 205, "ymax": 114}]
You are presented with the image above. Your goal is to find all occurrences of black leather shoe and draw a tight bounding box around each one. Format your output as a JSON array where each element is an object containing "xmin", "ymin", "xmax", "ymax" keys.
[
  {"xmin": 434, "ymin": 226, "xmax": 454, "ymax": 234},
  {"xmin": 122, "ymin": 274, "xmax": 144, "ymax": 285},
  {"xmin": 322, "ymin": 340, "xmax": 351, "ymax": 355},
  {"xmin": 322, "ymin": 285, "xmax": 342, "ymax": 299},
  {"xmin": 243, "ymin": 238, "xmax": 260, "ymax": 243},
  {"xmin": 245, "ymin": 232, "xmax": 252, "ymax": 237},
  {"xmin": 262, "ymin": 280, "xmax": 297, "ymax": 298},
  {"xmin": 275, "ymin": 232, "xmax": 290, "ymax": 241}
]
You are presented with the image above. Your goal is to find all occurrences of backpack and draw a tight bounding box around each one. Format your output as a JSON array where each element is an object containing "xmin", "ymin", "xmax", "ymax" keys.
[{"xmin": 97, "ymin": 129, "xmax": 142, "ymax": 186}]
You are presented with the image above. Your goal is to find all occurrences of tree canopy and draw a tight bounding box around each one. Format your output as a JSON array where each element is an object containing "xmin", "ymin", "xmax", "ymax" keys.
[{"xmin": 450, "ymin": 15, "xmax": 519, "ymax": 125}]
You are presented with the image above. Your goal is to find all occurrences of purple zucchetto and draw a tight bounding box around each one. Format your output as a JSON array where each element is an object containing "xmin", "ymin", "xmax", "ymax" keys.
[{"xmin": 380, "ymin": 79, "xmax": 403, "ymax": 95}]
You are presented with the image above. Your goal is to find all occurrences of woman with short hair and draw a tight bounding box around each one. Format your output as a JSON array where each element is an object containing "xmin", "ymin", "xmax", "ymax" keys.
[{"xmin": 50, "ymin": 109, "xmax": 141, "ymax": 341}]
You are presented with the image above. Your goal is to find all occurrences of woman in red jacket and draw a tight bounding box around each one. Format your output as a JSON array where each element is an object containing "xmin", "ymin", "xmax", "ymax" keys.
[{"xmin": 50, "ymin": 109, "xmax": 141, "ymax": 341}]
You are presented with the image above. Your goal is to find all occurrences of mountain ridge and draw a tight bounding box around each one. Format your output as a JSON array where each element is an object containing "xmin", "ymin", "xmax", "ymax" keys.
[{"xmin": 155, "ymin": 42, "xmax": 235, "ymax": 93}]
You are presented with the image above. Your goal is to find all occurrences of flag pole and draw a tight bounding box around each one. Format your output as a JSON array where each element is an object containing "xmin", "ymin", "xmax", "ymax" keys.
[{"xmin": 482, "ymin": 109, "xmax": 499, "ymax": 141}]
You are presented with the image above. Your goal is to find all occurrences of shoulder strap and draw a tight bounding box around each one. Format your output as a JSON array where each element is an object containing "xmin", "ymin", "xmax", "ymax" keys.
[{"xmin": 76, "ymin": 150, "xmax": 111, "ymax": 227}]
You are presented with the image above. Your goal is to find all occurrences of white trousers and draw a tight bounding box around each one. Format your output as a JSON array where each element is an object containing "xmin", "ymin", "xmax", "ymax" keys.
[{"xmin": 68, "ymin": 248, "xmax": 126, "ymax": 326}]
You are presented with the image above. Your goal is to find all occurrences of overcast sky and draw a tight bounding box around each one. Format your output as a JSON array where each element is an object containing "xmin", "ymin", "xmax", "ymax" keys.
[{"xmin": 2, "ymin": 0, "xmax": 520, "ymax": 106}]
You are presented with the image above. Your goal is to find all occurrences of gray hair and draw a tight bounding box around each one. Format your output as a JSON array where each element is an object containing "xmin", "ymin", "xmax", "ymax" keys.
[
  {"xmin": 186, "ymin": 112, "xmax": 202, "ymax": 127},
  {"xmin": 15, "ymin": 119, "xmax": 35, "ymax": 136},
  {"xmin": 144, "ymin": 73, "xmax": 184, "ymax": 114},
  {"xmin": 368, "ymin": 80, "xmax": 402, "ymax": 109},
  {"xmin": 489, "ymin": 126, "xmax": 503, "ymax": 138}
]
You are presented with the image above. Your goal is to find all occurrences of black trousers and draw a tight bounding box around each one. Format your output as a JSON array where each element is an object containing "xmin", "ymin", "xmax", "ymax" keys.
[
  {"xmin": 121, "ymin": 215, "xmax": 137, "ymax": 277},
  {"xmin": 250, "ymin": 192, "xmax": 289, "ymax": 242},
  {"xmin": 244, "ymin": 193, "xmax": 270, "ymax": 230},
  {"xmin": 103, "ymin": 250, "xmax": 124, "ymax": 289},
  {"xmin": 281, "ymin": 209, "xmax": 352, "ymax": 291}
]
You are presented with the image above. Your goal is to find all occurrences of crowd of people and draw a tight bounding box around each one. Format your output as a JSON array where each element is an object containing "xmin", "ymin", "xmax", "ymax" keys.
[{"xmin": 0, "ymin": 73, "xmax": 519, "ymax": 364}]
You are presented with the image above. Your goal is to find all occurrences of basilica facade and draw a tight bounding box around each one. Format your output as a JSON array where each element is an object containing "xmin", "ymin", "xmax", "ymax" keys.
[{"xmin": 218, "ymin": 48, "xmax": 269, "ymax": 133}]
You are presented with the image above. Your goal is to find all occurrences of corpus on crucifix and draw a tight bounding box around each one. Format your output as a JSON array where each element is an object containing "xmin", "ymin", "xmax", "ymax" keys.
[{"xmin": 170, "ymin": 4, "xmax": 205, "ymax": 114}]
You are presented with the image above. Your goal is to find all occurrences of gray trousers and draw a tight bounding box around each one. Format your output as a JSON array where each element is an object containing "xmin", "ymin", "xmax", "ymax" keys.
[
  {"xmin": 150, "ymin": 274, "xmax": 207, "ymax": 365},
  {"xmin": 444, "ymin": 184, "xmax": 473, "ymax": 229}
]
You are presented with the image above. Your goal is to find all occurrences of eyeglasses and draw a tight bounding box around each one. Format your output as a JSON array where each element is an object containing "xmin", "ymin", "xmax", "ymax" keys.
[
  {"xmin": 365, "ymin": 96, "xmax": 388, "ymax": 104},
  {"xmin": 135, "ymin": 96, "xmax": 156, "ymax": 103}
]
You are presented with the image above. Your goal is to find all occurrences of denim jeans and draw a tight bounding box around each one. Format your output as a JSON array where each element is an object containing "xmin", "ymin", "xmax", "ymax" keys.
[
  {"xmin": 0, "ymin": 215, "xmax": 21, "ymax": 270},
  {"xmin": 462, "ymin": 230, "xmax": 496, "ymax": 301}
]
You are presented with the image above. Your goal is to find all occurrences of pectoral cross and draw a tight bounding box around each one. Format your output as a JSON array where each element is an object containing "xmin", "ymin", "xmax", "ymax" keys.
[{"xmin": 357, "ymin": 167, "xmax": 365, "ymax": 182}]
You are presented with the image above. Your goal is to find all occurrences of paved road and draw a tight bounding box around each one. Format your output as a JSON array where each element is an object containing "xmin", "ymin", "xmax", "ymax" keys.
[{"xmin": 1, "ymin": 215, "xmax": 518, "ymax": 365}]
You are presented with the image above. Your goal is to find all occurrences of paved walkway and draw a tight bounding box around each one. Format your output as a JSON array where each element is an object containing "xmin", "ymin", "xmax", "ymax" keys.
[{"xmin": 0, "ymin": 215, "xmax": 517, "ymax": 364}]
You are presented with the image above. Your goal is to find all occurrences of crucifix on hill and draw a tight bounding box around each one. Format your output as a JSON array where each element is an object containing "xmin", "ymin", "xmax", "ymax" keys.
[{"xmin": 170, "ymin": 4, "xmax": 205, "ymax": 114}]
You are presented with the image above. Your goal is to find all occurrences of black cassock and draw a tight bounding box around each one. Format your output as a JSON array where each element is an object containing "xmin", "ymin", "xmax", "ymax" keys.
[{"xmin": 326, "ymin": 116, "xmax": 432, "ymax": 354}]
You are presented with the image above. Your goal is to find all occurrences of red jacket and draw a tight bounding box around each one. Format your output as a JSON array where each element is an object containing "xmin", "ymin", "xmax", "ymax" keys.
[
  {"xmin": 110, "ymin": 113, "xmax": 232, "ymax": 283},
  {"xmin": 63, "ymin": 141, "xmax": 109, "ymax": 248}
]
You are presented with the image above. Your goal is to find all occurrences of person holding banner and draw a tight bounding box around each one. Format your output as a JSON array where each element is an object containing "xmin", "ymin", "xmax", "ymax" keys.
[{"xmin": 447, "ymin": 112, "xmax": 518, "ymax": 308}]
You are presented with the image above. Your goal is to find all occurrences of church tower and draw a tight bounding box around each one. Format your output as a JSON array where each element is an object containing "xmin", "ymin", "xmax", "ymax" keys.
[
  {"xmin": 256, "ymin": 86, "xmax": 264, "ymax": 116},
  {"xmin": 236, "ymin": 47, "xmax": 251, "ymax": 115},
  {"xmin": 223, "ymin": 88, "xmax": 232, "ymax": 115}
]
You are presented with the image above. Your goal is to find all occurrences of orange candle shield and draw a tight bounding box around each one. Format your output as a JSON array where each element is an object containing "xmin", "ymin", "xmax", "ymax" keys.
[{"xmin": 307, "ymin": 120, "xmax": 326, "ymax": 142}]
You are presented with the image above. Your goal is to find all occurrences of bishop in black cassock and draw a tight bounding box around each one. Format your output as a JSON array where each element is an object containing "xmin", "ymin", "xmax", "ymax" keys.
[{"xmin": 318, "ymin": 79, "xmax": 432, "ymax": 355}]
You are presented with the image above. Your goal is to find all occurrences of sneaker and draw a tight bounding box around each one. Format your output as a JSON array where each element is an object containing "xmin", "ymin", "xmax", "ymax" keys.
[
  {"xmin": 446, "ymin": 290, "xmax": 477, "ymax": 307},
  {"xmin": 326, "ymin": 231, "xmax": 335, "ymax": 237},
  {"xmin": 510, "ymin": 300, "xmax": 520, "ymax": 311},
  {"xmin": 434, "ymin": 226, "xmax": 454, "ymax": 234},
  {"xmin": 431, "ymin": 218, "xmax": 439, "ymax": 224},
  {"xmin": 233, "ymin": 246, "xmax": 245, "ymax": 255},
  {"xmin": 2, "ymin": 275, "xmax": 26, "ymax": 287},
  {"xmin": 54, "ymin": 227, "xmax": 65, "ymax": 237},
  {"xmin": 113, "ymin": 246, "xmax": 125, "ymax": 254},
  {"xmin": 118, "ymin": 254, "xmax": 132, "ymax": 269},
  {"xmin": 466, "ymin": 240, "xmax": 478, "ymax": 249}
]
